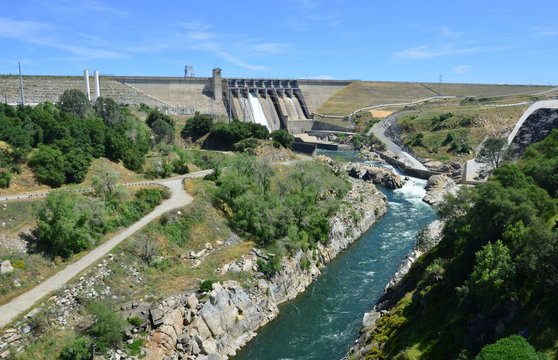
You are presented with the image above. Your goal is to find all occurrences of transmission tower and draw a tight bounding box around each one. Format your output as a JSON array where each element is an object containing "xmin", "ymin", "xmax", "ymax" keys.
[{"xmin": 438, "ymin": 73, "xmax": 444, "ymax": 97}]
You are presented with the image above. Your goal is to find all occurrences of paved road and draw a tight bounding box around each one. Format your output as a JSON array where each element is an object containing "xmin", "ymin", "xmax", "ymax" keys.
[
  {"xmin": 0, "ymin": 169, "xmax": 212, "ymax": 329},
  {"xmin": 367, "ymin": 113, "xmax": 428, "ymax": 170}
]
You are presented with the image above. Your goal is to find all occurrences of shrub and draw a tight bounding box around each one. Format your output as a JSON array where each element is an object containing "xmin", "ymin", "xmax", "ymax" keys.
[
  {"xmin": 87, "ymin": 302, "xmax": 126, "ymax": 351},
  {"xmin": 59, "ymin": 336, "xmax": 92, "ymax": 360},
  {"xmin": 199, "ymin": 279, "xmax": 215, "ymax": 293},
  {"xmin": 0, "ymin": 171, "xmax": 11, "ymax": 188},
  {"xmin": 257, "ymin": 255, "xmax": 282, "ymax": 279},
  {"xmin": 181, "ymin": 112, "xmax": 214, "ymax": 140},
  {"xmin": 127, "ymin": 316, "xmax": 142, "ymax": 327},
  {"xmin": 270, "ymin": 129, "xmax": 294, "ymax": 149},
  {"xmin": 476, "ymin": 335, "xmax": 546, "ymax": 360},
  {"xmin": 233, "ymin": 137, "xmax": 259, "ymax": 153}
]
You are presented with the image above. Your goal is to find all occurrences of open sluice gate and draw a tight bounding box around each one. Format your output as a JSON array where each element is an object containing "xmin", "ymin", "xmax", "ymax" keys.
[{"xmin": 225, "ymin": 79, "xmax": 313, "ymax": 133}]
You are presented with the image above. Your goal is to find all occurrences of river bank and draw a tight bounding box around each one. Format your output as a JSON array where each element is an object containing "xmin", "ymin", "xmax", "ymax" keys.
[{"xmin": 145, "ymin": 175, "xmax": 389, "ymax": 359}]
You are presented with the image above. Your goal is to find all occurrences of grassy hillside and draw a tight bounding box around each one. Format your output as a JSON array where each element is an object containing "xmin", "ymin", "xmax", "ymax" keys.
[{"xmin": 317, "ymin": 81, "xmax": 552, "ymax": 116}]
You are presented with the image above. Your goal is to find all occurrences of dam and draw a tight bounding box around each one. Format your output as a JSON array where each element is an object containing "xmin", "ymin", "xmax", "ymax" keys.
[
  {"xmin": 225, "ymin": 77, "xmax": 313, "ymax": 133},
  {"xmin": 0, "ymin": 68, "xmax": 347, "ymax": 134}
]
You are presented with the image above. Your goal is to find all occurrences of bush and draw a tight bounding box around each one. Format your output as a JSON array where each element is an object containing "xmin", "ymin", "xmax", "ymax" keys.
[
  {"xmin": 270, "ymin": 129, "xmax": 294, "ymax": 149},
  {"xmin": 182, "ymin": 112, "xmax": 214, "ymax": 140},
  {"xmin": 127, "ymin": 316, "xmax": 142, "ymax": 326},
  {"xmin": 476, "ymin": 335, "xmax": 546, "ymax": 360},
  {"xmin": 0, "ymin": 171, "xmax": 11, "ymax": 188},
  {"xmin": 257, "ymin": 255, "xmax": 282, "ymax": 279},
  {"xmin": 28, "ymin": 145, "xmax": 66, "ymax": 187},
  {"xmin": 87, "ymin": 302, "xmax": 126, "ymax": 351},
  {"xmin": 199, "ymin": 279, "xmax": 215, "ymax": 293},
  {"xmin": 233, "ymin": 137, "xmax": 259, "ymax": 153},
  {"xmin": 59, "ymin": 336, "xmax": 92, "ymax": 360}
]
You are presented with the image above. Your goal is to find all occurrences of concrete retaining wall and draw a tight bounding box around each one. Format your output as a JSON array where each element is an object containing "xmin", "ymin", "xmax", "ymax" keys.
[{"xmin": 374, "ymin": 151, "xmax": 441, "ymax": 180}]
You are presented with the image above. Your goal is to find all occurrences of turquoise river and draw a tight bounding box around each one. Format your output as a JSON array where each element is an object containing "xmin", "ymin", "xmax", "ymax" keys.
[{"xmin": 233, "ymin": 152, "xmax": 436, "ymax": 360}]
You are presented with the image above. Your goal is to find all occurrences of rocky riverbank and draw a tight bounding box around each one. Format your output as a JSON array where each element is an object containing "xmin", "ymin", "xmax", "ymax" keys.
[
  {"xmin": 345, "ymin": 219, "xmax": 444, "ymax": 359},
  {"xmin": 145, "ymin": 177, "xmax": 388, "ymax": 360}
]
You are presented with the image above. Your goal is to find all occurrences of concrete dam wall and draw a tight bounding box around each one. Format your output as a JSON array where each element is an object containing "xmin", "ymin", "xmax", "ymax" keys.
[{"xmin": 225, "ymin": 78, "xmax": 314, "ymax": 133}]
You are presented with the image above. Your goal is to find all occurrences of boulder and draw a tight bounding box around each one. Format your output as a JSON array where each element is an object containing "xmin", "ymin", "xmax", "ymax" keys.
[
  {"xmin": 149, "ymin": 307, "xmax": 165, "ymax": 327},
  {"xmin": 186, "ymin": 294, "xmax": 199, "ymax": 310},
  {"xmin": 1, "ymin": 261, "xmax": 13, "ymax": 275},
  {"xmin": 345, "ymin": 163, "xmax": 403, "ymax": 189},
  {"xmin": 422, "ymin": 174, "xmax": 457, "ymax": 205}
]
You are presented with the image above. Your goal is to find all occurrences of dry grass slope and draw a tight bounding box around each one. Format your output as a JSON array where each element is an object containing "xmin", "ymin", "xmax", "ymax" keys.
[{"xmin": 317, "ymin": 81, "xmax": 552, "ymax": 115}]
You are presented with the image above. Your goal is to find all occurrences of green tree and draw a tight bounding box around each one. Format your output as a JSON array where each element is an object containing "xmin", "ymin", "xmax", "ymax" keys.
[
  {"xmin": 0, "ymin": 171, "xmax": 11, "ymax": 188},
  {"xmin": 64, "ymin": 150, "xmax": 92, "ymax": 184},
  {"xmin": 470, "ymin": 240, "xmax": 516, "ymax": 313},
  {"xmin": 271, "ymin": 129, "xmax": 294, "ymax": 149},
  {"xmin": 476, "ymin": 137, "xmax": 508, "ymax": 169},
  {"xmin": 476, "ymin": 335, "xmax": 547, "ymax": 360},
  {"xmin": 94, "ymin": 97, "xmax": 122, "ymax": 126},
  {"xmin": 28, "ymin": 145, "xmax": 66, "ymax": 187},
  {"xmin": 57, "ymin": 89, "xmax": 92, "ymax": 119},
  {"xmin": 36, "ymin": 190, "xmax": 97, "ymax": 258},
  {"xmin": 150, "ymin": 118, "xmax": 175, "ymax": 144},
  {"xmin": 122, "ymin": 146, "xmax": 144, "ymax": 171},
  {"xmin": 181, "ymin": 112, "xmax": 214, "ymax": 140}
]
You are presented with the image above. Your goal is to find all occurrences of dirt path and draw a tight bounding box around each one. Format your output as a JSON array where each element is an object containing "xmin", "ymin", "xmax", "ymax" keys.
[{"xmin": 0, "ymin": 170, "xmax": 212, "ymax": 329}]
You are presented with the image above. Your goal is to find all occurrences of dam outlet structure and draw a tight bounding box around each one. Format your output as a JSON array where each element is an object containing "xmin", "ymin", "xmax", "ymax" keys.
[{"xmin": 224, "ymin": 78, "xmax": 314, "ymax": 133}]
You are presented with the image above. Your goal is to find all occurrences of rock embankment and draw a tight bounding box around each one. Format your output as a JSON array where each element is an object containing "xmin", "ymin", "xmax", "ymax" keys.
[
  {"xmin": 146, "ymin": 176, "xmax": 388, "ymax": 360},
  {"xmin": 422, "ymin": 174, "xmax": 458, "ymax": 205},
  {"xmin": 346, "ymin": 219, "xmax": 444, "ymax": 359}
]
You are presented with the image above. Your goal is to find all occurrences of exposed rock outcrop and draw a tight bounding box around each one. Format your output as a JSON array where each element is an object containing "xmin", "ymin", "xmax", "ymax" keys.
[
  {"xmin": 422, "ymin": 174, "xmax": 458, "ymax": 205},
  {"xmin": 146, "ymin": 177, "xmax": 388, "ymax": 360},
  {"xmin": 0, "ymin": 261, "xmax": 13, "ymax": 275},
  {"xmin": 345, "ymin": 162, "xmax": 404, "ymax": 189}
]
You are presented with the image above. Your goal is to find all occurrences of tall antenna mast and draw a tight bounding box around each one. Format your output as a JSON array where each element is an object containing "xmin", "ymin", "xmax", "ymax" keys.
[
  {"xmin": 438, "ymin": 73, "xmax": 444, "ymax": 97},
  {"xmin": 18, "ymin": 61, "xmax": 25, "ymax": 106}
]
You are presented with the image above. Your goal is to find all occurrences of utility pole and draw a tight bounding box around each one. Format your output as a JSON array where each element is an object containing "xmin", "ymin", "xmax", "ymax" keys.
[
  {"xmin": 18, "ymin": 61, "xmax": 25, "ymax": 106},
  {"xmin": 438, "ymin": 73, "xmax": 444, "ymax": 97}
]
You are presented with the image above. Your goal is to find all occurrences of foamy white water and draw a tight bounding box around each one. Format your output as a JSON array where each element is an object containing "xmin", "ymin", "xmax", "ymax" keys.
[{"xmin": 248, "ymin": 93, "xmax": 271, "ymax": 130}]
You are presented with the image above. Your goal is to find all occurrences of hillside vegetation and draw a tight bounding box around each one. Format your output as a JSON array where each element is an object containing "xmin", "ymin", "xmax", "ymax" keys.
[{"xmin": 363, "ymin": 130, "xmax": 558, "ymax": 359}]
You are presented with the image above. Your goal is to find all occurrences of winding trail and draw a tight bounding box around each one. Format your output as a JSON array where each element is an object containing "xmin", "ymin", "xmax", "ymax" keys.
[{"xmin": 0, "ymin": 170, "xmax": 212, "ymax": 329}]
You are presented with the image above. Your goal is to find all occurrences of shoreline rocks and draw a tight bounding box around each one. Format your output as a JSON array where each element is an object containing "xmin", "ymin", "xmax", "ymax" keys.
[
  {"xmin": 345, "ymin": 162, "xmax": 404, "ymax": 189},
  {"xmin": 145, "ymin": 177, "xmax": 388, "ymax": 360},
  {"xmin": 422, "ymin": 174, "xmax": 458, "ymax": 205}
]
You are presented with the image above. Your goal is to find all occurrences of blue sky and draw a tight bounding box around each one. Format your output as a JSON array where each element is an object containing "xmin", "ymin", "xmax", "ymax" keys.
[{"xmin": 0, "ymin": 0, "xmax": 557, "ymax": 84}]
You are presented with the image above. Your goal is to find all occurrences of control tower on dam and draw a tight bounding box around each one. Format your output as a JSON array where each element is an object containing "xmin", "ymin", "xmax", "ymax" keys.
[{"xmin": 224, "ymin": 78, "xmax": 314, "ymax": 133}]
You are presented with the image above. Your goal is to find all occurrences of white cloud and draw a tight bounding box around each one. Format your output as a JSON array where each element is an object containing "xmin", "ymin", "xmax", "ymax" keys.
[
  {"xmin": 395, "ymin": 45, "xmax": 483, "ymax": 59},
  {"xmin": 532, "ymin": 26, "xmax": 558, "ymax": 36},
  {"xmin": 453, "ymin": 65, "xmax": 471, "ymax": 74},
  {"xmin": 0, "ymin": 17, "xmax": 126, "ymax": 60}
]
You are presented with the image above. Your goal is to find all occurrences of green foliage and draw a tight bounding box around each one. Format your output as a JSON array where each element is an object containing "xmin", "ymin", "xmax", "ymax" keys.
[
  {"xmin": 58, "ymin": 336, "xmax": 92, "ymax": 360},
  {"xmin": 270, "ymin": 129, "xmax": 294, "ymax": 149},
  {"xmin": 150, "ymin": 118, "xmax": 175, "ymax": 144},
  {"xmin": 470, "ymin": 240, "xmax": 515, "ymax": 313},
  {"xmin": 28, "ymin": 145, "xmax": 66, "ymax": 187},
  {"xmin": 204, "ymin": 119, "xmax": 269, "ymax": 150},
  {"xmin": 406, "ymin": 132, "xmax": 426, "ymax": 147},
  {"xmin": 36, "ymin": 190, "xmax": 100, "ymax": 258},
  {"xmin": 57, "ymin": 89, "xmax": 92, "ymax": 119},
  {"xmin": 365, "ymin": 130, "xmax": 558, "ymax": 358},
  {"xmin": 214, "ymin": 155, "xmax": 348, "ymax": 250},
  {"xmin": 0, "ymin": 170, "xmax": 11, "ymax": 188},
  {"xmin": 127, "ymin": 316, "xmax": 142, "ymax": 326},
  {"xmin": 86, "ymin": 302, "xmax": 126, "ymax": 352},
  {"xmin": 63, "ymin": 150, "xmax": 92, "ymax": 183},
  {"xmin": 94, "ymin": 97, "xmax": 122, "ymax": 127},
  {"xmin": 257, "ymin": 255, "xmax": 282, "ymax": 279},
  {"xmin": 476, "ymin": 137, "xmax": 508, "ymax": 169},
  {"xmin": 199, "ymin": 279, "xmax": 215, "ymax": 293},
  {"xmin": 476, "ymin": 336, "xmax": 547, "ymax": 360},
  {"xmin": 181, "ymin": 112, "xmax": 214, "ymax": 140},
  {"xmin": 233, "ymin": 137, "xmax": 259, "ymax": 153}
]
